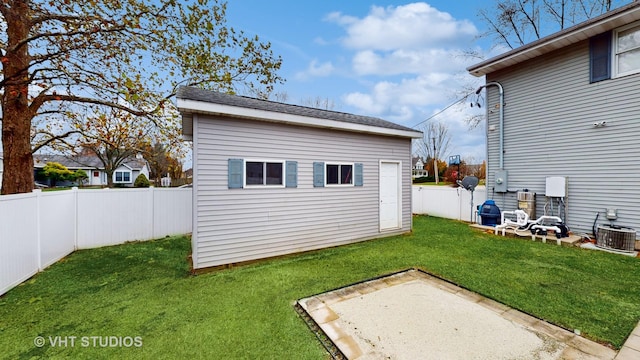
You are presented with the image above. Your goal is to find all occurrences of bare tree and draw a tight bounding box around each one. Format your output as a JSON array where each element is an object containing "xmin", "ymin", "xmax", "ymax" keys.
[
  {"xmin": 417, "ymin": 121, "xmax": 451, "ymax": 161},
  {"xmin": 416, "ymin": 121, "xmax": 451, "ymax": 183},
  {"xmin": 271, "ymin": 91, "xmax": 290, "ymax": 103},
  {"xmin": 478, "ymin": 0, "xmax": 630, "ymax": 50},
  {"xmin": 299, "ymin": 96, "xmax": 337, "ymax": 110}
]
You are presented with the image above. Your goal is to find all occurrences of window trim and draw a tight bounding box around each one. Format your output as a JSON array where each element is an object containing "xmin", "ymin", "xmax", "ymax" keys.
[
  {"xmin": 613, "ymin": 21, "xmax": 640, "ymax": 78},
  {"xmin": 113, "ymin": 170, "xmax": 132, "ymax": 183},
  {"xmin": 325, "ymin": 162, "xmax": 354, "ymax": 187},
  {"xmin": 243, "ymin": 159, "xmax": 286, "ymax": 188}
]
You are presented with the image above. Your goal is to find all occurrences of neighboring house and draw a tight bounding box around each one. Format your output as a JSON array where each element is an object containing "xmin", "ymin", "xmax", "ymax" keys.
[
  {"xmin": 177, "ymin": 86, "xmax": 422, "ymax": 270},
  {"xmin": 467, "ymin": 2, "xmax": 640, "ymax": 237},
  {"xmin": 412, "ymin": 156, "xmax": 428, "ymax": 178},
  {"xmin": 33, "ymin": 154, "xmax": 150, "ymax": 187}
]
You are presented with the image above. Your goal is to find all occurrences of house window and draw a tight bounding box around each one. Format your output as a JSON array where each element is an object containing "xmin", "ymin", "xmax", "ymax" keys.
[
  {"xmin": 93, "ymin": 171, "xmax": 99, "ymax": 177},
  {"xmin": 228, "ymin": 159, "xmax": 297, "ymax": 189},
  {"xmin": 114, "ymin": 171, "xmax": 131, "ymax": 183},
  {"xmin": 614, "ymin": 22, "xmax": 640, "ymax": 77},
  {"xmin": 326, "ymin": 163, "xmax": 353, "ymax": 185},
  {"xmin": 245, "ymin": 160, "xmax": 284, "ymax": 187},
  {"xmin": 313, "ymin": 162, "xmax": 363, "ymax": 187}
]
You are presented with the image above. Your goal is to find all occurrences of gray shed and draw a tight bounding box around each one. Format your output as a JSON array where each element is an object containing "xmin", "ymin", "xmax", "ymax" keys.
[
  {"xmin": 177, "ymin": 86, "xmax": 422, "ymax": 269},
  {"xmin": 468, "ymin": 2, "xmax": 640, "ymax": 245}
]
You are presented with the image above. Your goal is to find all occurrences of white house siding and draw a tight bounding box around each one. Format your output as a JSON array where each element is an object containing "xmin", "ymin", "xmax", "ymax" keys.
[
  {"xmin": 192, "ymin": 115, "xmax": 413, "ymax": 269},
  {"xmin": 484, "ymin": 39, "xmax": 640, "ymax": 237}
]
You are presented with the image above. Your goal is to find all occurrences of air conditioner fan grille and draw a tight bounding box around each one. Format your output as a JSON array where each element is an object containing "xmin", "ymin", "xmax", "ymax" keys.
[{"xmin": 596, "ymin": 225, "xmax": 636, "ymax": 252}]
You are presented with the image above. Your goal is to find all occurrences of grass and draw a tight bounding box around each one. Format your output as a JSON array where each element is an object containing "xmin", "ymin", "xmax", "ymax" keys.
[{"xmin": 1, "ymin": 215, "xmax": 639, "ymax": 359}]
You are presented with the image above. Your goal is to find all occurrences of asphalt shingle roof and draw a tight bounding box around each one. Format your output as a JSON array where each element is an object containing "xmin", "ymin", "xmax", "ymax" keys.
[{"xmin": 177, "ymin": 86, "xmax": 420, "ymax": 133}]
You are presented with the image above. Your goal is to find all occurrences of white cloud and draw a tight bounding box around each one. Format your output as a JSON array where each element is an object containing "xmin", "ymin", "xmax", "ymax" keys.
[
  {"xmin": 352, "ymin": 48, "xmax": 471, "ymax": 76},
  {"xmin": 322, "ymin": 2, "xmax": 486, "ymax": 160},
  {"xmin": 343, "ymin": 73, "xmax": 457, "ymax": 120},
  {"xmin": 342, "ymin": 92, "xmax": 386, "ymax": 114},
  {"xmin": 294, "ymin": 60, "xmax": 335, "ymax": 80},
  {"xmin": 327, "ymin": 3, "xmax": 477, "ymax": 51}
]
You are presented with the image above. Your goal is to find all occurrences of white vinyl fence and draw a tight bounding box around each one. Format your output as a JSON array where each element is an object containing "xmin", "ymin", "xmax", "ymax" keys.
[
  {"xmin": 0, "ymin": 187, "xmax": 191, "ymax": 296},
  {"xmin": 412, "ymin": 185, "xmax": 487, "ymax": 222}
]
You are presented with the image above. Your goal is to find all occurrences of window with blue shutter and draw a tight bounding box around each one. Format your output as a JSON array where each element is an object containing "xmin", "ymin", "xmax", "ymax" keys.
[
  {"xmin": 228, "ymin": 159, "xmax": 244, "ymax": 188},
  {"xmin": 285, "ymin": 161, "xmax": 298, "ymax": 188},
  {"xmin": 316, "ymin": 162, "xmax": 360, "ymax": 186},
  {"xmin": 230, "ymin": 159, "xmax": 292, "ymax": 188},
  {"xmin": 590, "ymin": 31, "xmax": 611, "ymax": 83},
  {"xmin": 313, "ymin": 162, "xmax": 324, "ymax": 187},
  {"xmin": 354, "ymin": 163, "xmax": 363, "ymax": 186}
]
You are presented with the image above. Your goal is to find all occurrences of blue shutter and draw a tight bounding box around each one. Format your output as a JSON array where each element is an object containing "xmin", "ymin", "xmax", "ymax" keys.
[
  {"xmin": 313, "ymin": 162, "xmax": 324, "ymax": 187},
  {"xmin": 228, "ymin": 159, "xmax": 243, "ymax": 188},
  {"xmin": 590, "ymin": 31, "xmax": 611, "ymax": 83},
  {"xmin": 285, "ymin": 161, "xmax": 297, "ymax": 188},
  {"xmin": 354, "ymin": 163, "xmax": 363, "ymax": 186}
]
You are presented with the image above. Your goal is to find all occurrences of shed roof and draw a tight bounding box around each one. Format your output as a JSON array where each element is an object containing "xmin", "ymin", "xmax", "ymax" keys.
[
  {"xmin": 467, "ymin": 2, "xmax": 640, "ymax": 77},
  {"xmin": 176, "ymin": 86, "xmax": 423, "ymax": 139}
]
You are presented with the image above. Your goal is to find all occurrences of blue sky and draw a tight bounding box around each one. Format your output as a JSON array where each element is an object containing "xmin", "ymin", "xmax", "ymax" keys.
[{"xmin": 224, "ymin": 1, "xmax": 498, "ymax": 163}]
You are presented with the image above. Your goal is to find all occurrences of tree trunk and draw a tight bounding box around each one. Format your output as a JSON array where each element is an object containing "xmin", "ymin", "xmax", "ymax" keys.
[
  {"xmin": 1, "ymin": 0, "xmax": 34, "ymax": 195},
  {"xmin": 105, "ymin": 170, "xmax": 114, "ymax": 188}
]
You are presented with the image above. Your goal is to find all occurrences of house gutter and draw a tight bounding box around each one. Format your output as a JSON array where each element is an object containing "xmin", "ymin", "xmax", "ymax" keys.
[{"xmin": 476, "ymin": 82, "xmax": 504, "ymax": 169}]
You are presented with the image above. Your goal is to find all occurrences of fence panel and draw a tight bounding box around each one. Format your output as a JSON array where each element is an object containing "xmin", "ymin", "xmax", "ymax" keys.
[
  {"xmin": 38, "ymin": 190, "xmax": 76, "ymax": 268},
  {"xmin": 76, "ymin": 188, "xmax": 154, "ymax": 249},
  {"xmin": 152, "ymin": 188, "xmax": 192, "ymax": 238},
  {"xmin": 0, "ymin": 193, "xmax": 39, "ymax": 295},
  {"xmin": 412, "ymin": 185, "xmax": 487, "ymax": 222},
  {"xmin": 1, "ymin": 187, "xmax": 192, "ymax": 296}
]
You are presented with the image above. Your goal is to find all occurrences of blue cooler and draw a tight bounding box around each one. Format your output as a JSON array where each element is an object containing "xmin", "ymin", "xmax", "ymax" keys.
[{"xmin": 479, "ymin": 200, "xmax": 501, "ymax": 226}]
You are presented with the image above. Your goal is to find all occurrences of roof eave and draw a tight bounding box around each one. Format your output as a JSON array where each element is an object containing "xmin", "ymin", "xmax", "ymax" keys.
[{"xmin": 177, "ymin": 98, "xmax": 423, "ymax": 139}]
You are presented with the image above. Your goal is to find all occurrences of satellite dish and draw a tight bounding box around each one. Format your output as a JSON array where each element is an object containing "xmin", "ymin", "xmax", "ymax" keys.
[
  {"xmin": 458, "ymin": 176, "xmax": 479, "ymax": 192},
  {"xmin": 457, "ymin": 176, "xmax": 480, "ymax": 223}
]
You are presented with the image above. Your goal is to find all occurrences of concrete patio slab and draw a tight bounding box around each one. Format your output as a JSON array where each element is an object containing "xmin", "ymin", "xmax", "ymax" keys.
[{"xmin": 297, "ymin": 269, "xmax": 619, "ymax": 360}]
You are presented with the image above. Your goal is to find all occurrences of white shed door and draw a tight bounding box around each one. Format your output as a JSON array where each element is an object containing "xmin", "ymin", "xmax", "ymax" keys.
[{"xmin": 379, "ymin": 161, "xmax": 401, "ymax": 230}]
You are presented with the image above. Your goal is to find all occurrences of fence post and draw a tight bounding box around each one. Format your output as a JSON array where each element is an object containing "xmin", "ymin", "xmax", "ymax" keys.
[
  {"xmin": 457, "ymin": 187, "xmax": 462, "ymax": 221},
  {"xmin": 149, "ymin": 186, "xmax": 155, "ymax": 239},
  {"xmin": 72, "ymin": 187, "xmax": 79, "ymax": 250},
  {"xmin": 34, "ymin": 189, "xmax": 43, "ymax": 271}
]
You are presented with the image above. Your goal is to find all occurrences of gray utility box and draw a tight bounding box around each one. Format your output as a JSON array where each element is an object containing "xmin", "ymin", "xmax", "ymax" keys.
[{"xmin": 494, "ymin": 170, "xmax": 508, "ymax": 192}]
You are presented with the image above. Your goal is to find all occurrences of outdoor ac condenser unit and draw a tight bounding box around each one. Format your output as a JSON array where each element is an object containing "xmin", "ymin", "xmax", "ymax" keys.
[{"xmin": 596, "ymin": 225, "xmax": 636, "ymax": 252}]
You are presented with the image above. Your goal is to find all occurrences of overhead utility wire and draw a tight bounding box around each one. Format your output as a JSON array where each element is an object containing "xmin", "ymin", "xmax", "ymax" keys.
[{"xmin": 410, "ymin": 91, "xmax": 475, "ymax": 129}]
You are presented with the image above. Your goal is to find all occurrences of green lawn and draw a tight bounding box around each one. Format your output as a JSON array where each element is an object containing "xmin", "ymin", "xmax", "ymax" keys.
[{"xmin": 1, "ymin": 215, "xmax": 639, "ymax": 359}]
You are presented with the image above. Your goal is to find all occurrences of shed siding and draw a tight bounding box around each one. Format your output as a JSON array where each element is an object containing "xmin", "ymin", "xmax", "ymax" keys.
[
  {"xmin": 192, "ymin": 116, "xmax": 412, "ymax": 268},
  {"xmin": 485, "ymin": 39, "xmax": 640, "ymax": 236}
]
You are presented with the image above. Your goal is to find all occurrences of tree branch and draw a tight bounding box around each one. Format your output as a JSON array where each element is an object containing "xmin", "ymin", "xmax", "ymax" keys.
[
  {"xmin": 31, "ymin": 129, "xmax": 81, "ymax": 153},
  {"xmin": 29, "ymin": 93, "xmax": 149, "ymax": 119}
]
